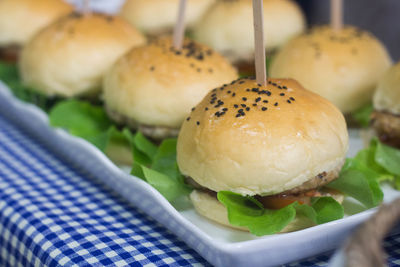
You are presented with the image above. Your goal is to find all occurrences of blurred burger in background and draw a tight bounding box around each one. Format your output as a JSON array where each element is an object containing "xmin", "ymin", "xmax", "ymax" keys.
[
  {"xmin": 103, "ymin": 37, "xmax": 238, "ymax": 140},
  {"xmin": 120, "ymin": 0, "xmax": 216, "ymax": 37},
  {"xmin": 371, "ymin": 62, "xmax": 400, "ymax": 148},
  {"xmin": 193, "ymin": 0, "xmax": 305, "ymax": 75},
  {"xmin": 0, "ymin": 0, "xmax": 73, "ymax": 62},
  {"xmin": 270, "ymin": 26, "xmax": 392, "ymax": 119},
  {"xmin": 19, "ymin": 12, "xmax": 146, "ymax": 99}
]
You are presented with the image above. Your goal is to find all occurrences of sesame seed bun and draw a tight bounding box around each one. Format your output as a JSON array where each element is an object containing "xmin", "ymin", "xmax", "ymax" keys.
[
  {"xmin": 19, "ymin": 13, "xmax": 146, "ymax": 97},
  {"xmin": 120, "ymin": 0, "xmax": 216, "ymax": 35},
  {"xmin": 177, "ymin": 78, "xmax": 348, "ymax": 196},
  {"xmin": 103, "ymin": 37, "xmax": 238, "ymax": 134},
  {"xmin": 190, "ymin": 189, "xmax": 344, "ymax": 233},
  {"xmin": 373, "ymin": 62, "xmax": 400, "ymax": 115},
  {"xmin": 270, "ymin": 26, "xmax": 392, "ymax": 114},
  {"xmin": 0, "ymin": 0, "xmax": 73, "ymax": 47},
  {"xmin": 192, "ymin": 0, "xmax": 305, "ymax": 63}
]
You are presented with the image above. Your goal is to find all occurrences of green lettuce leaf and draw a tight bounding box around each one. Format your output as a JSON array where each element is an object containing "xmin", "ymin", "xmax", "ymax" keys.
[
  {"xmin": 0, "ymin": 62, "xmax": 53, "ymax": 110},
  {"xmin": 217, "ymin": 191, "xmax": 344, "ymax": 236},
  {"xmin": 217, "ymin": 191, "xmax": 296, "ymax": 235},
  {"xmin": 327, "ymin": 158, "xmax": 383, "ymax": 208},
  {"xmin": 130, "ymin": 137, "xmax": 192, "ymax": 202},
  {"xmin": 140, "ymin": 165, "xmax": 191, "ymax": 202},
  {"xmin": 352, "ymin": 103, "xmax": 373, "ymax": 127},
  {"xmin": 49, "ymin": 100, "xmax": 112, "ymax": 150},
  {"xmin": 0, "ymin": 62, "xmax": 18, "ymax": 83},
  {"xmin": 375, "ymin": 140, "xmax": 400, "ymax": 175}
]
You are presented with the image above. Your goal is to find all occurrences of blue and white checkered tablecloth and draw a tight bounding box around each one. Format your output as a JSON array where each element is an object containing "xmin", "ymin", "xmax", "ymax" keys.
[{"xmin": 1, "ymin": 113, "xmax": 400, "ymax": 267}]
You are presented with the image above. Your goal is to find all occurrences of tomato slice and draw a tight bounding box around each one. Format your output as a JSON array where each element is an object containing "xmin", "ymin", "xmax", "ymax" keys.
[{"xmin": 257, "ymin": 190, "xmax": 321, "ymax": 210}]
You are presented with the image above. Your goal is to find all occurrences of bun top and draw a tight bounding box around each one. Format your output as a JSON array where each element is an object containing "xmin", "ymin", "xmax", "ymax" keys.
[
  {"xmin": 373, "ymin": 62, "xmax": 400, "ymax": 114},
  {"xmin": 19, "ymin": 12, "xmax": 146, "ymax": 97},
  {"xmin": 120, "ymin": 0, "xmax": 215, "ymax": 35},
  {"xmin": 193, "ymin": 0, "xmax": 305, "ymax": 62},
  {"xmin": 270, "ymin": 26, "xmax": 392, "ymax": 113},
  {"xmin": 177, "ymin": 78, "xmax": 348, "ymax": 196},
  {"xmin": 0, "ymin": 0, "xmax": 73, "ymax": 46},
  {"xmin": 103, "ymin": 37, "xmax": 238, "ymax": 129}
]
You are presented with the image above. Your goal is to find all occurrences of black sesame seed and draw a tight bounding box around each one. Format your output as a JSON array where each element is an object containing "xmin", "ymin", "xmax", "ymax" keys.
[
  {"xmin": 196, "ymin": 121, "xmax": 200, "ymax": 125},
  {"xmin": 255, "ymin": 97, "xmax": 261, "ymax": 102},
  {"xmin": 239, "ymin": 81, "xmax": 245, "ymax": 84},
  {"xmin": 274, "ymin": 102, "xmax": 278, "ymax": 106},
  {"xmin": 175, "ymin": 51, "xmax": 182, "ymax": 55},
  {"xmin": 227, "ymin": 90, "xmax": 231, "ymax": 94},
  {"xmin": 191, "ymin": 107, "xmax": 196, "ymax": 111},
  {"xmin": 223, "ymin": 108, "xmax": 228, "ymax": 111},
  {"xmin": 241, "ymin": 104, "xmax": 246, "ymax": 108},
  {"xmin": 246, "ymin": 107, "xmax": 250, "ymax": 111},
  {"xmin": 262, "ymin": 107, "xmax": 267, "ymax": 111},
  {"xmin": 263, "ymin": 100, "xmax": 268, "ymax": 103},
  {"xmin": 280, "ymin": 93, "xmax": 285, "ymax": 96},
  {"xmin": 238, "ymin": 109, "xmax": 244, "ymax": 113},
  {"xmin": 257, "ymin": 83, "xmax": 262, "ymax": 87},
  {"xmin": 287, "ymin": 100, "xmax": 292, "ymax": 104},
  {"xmin": 242, "ymin": 97, "xmax": 247, "ymax": 101},
  {"xmin": 234, "ymin": 104, "xmax": 239, "ymax": 108},
  {"xmin": 186, "ymin": 117, "xmax": 190, "ymax": 121},
  {"xmin": 252, "ymin": 103, "xmax": 257, "ymax": 107},
  {"xmin": 246, "ymin": 89, "xmax": 250, "ymax": 92},
  {"xmin": 205, "ymin": 107, "xmax": 209, "ymax": 111},
  {"xmin": 236, "ymin": 114, "xmax": 241, "ymax": 118},
  {"xmin": 232, "ymin": 93, "xmax": 236, "ymax": 97},
  {"xmin": 283, "ymin": 86, "xmax": 287, "ymax": 89},
  {"xmin": 272, "ymin": 83, "xmax": 277, "ymax": 86}
]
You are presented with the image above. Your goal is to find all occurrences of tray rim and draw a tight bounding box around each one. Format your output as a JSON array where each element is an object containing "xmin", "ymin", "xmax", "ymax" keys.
[{"xmin": 0, "ymin": 81, "xmax": 390, "ymax": 266}]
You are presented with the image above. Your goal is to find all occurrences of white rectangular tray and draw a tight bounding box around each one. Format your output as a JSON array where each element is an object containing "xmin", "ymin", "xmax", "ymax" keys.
[{"xmin": 1, "ymin": 82, "xmax": 399, "ymax": 267}]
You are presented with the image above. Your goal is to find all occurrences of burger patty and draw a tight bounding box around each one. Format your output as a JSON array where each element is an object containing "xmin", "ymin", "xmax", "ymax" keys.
[
  {"xmin": 0, "ymin": 44, "xmax": 20, "ymax": 63},
  {"xmin": 371, "ymin": 110, "xmax": 400, "ymax": 148},
  {"xmin": 106, "ymin": 107, "xmax": 179, "ymax": 140},
  {"xmin": 185, "ymin": 167, "xmax": 340, "ymax": 197}
]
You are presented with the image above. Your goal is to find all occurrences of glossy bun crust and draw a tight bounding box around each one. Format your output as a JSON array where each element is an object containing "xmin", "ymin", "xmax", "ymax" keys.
[
  {"xmin": 177, "ymin": 78, "xmax": 348, "ymax": 196},
  {"xmin": 193, "ymin": 0, "xmax": 305, "ymax": 62},
  {"xmin": 19, "ymin": 13, "xmax": 146, "ymax": 97},
  {"xmin": 103, "ymin": 37, "xmax": 238, "ymax": 129},
  {"xmin": 374, "ymin": 62, "xmax": 400, "ymax": 114},
  {"xmin": 270, "ymin": 26, "xmax": 392, "ymax": 113},
  {"xmin": 0, "ymin": 0, "xmax": 73, "ymax": 46},
  {"xmin": 120, "ymin": 0, "xmax": 215, "ymax": 35}
]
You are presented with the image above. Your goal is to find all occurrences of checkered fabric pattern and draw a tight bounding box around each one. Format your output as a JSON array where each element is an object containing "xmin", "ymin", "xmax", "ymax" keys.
[
  {"xmin": 0, "ymin": 113, "xmax": 400, "ymax": 267},
  {"xmin": 0, "ymin": 115, "xmax": 209, "ymax": 267}
]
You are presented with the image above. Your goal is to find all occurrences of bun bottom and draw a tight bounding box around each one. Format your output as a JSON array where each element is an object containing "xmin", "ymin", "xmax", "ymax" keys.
[{"xmin": 190, "ymin": 190, "xmax": 344, "ymax": 233}]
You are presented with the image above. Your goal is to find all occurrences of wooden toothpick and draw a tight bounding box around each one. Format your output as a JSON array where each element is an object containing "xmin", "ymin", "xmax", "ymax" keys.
[
  {"xmin": 173, "ymin": 0, "xmax": 187, "ymax": 50},
  {"xmin": 331, "ymin": 0, "xmax": 343, "ymax": 31},
  {"xmin": 252, "ymin": 0, "xmax": 267, "ymax": 86},
  {"xmin": 82, "ymin": 0, "xmax": 91, "ymax": 15}
]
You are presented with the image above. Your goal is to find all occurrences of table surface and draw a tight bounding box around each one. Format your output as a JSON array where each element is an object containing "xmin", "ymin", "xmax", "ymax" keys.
[{"xmin": 1, "ymin": 113, "xmax": 400, "ymax": 267}]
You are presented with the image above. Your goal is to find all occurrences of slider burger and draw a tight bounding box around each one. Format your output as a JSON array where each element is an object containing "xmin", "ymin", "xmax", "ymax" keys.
[
  {"xmin": 19, "ymin": 12, "xmax": 146, "ymax": 98},
  {"xmin": 103, "ymin": 37, "xmax": 238, "ymax": 140},
  {"xmin": 372, "ymin": 62, "xmax": 400, "ymax": 148},
  {"xmin": 177, "ymin": 78, "xmax": 348, "ymax": 232},
  {"xmin": 193, "ymin": 0, "xmax": 305, "ymax": 74},
  {"xmin": 120, "ymin": 0, "xmax": 215, "ymax": 37},
  {"xmin": 0, "ymin": 0, "xmax": 73, "ymax": 62},
  {"xmin": 270, "ymin": 26, "xmax": 392, "ymax": 115}
]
